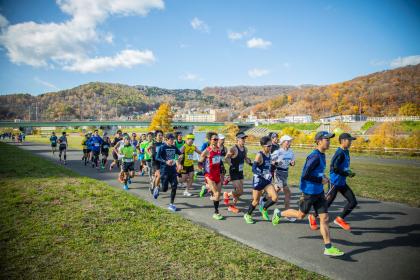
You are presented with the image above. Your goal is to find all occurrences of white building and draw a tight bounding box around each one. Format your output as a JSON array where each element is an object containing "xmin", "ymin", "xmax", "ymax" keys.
[
  {"xmin": 284, "ymin": 115, "xmax": 313, "ymax": 123},
  {"xmin": 319, "ymin": 115, "xmax": 367, "ymax": 123},
  {"xmin": 184, "ymin": 109, "xmax": 217, "ymax": 122}
]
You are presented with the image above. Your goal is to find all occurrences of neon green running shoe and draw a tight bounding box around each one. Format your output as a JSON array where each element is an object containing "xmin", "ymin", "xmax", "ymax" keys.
[
  {"xmin": 212, "ymin": 213, "xmax": 224, "ymax": 220},
  {"xmin": 199, "ymin": 185, "xmax": 207, "ymax": 198},
  {"xmin": 272, "ymin": 208, "xmax": 281, "ymax": 225},
  {"xmin": 324, "ymin": 246, "xmax": 344, "ymax": 257},
  {"xmin": 261, "ymin": 209, "xmax": 270, "ymax": 221},
  {"xmin": 244, "ymin": 213, "xmax": 255, "ymax": 224}
]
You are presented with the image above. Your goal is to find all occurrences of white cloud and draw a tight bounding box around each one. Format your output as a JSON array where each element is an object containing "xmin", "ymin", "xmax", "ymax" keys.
[
  {"xmin": 0, "ymin": 14, "xmax": 8, "ymax": 28},
  {"xmin": 282, "ymin": 62, "xmax": 290, "ymax": 68},
  {"xmin": 191, "ymin": 17, "xmax": 209, "ymax": 33},
  {"xmin": 248, "ymin": 68, "xmax": 270, "ymax": 78},
  {"xmin": 247, "ymin": 37, "xmax": 272, "ymax": 49},
  {"xmin": 180, "ymin": 72, "xmax": 202, "ymax": 81},
  {"xmin": 390, "ymin": 55, "xmax": 420, "ymax": 68},
  {"xmin": 227, "ymin": 28, "xmax": 254, "ymax": 41},
  {"xmin": 64, "ymin": 49, "xmax": 155, "ymax": 73},
  {"xmin": 34, "ymin": 77, "xmax": 58, "ymax": 90},
  {"xmin": 0, "ymin": 0, "xmax": 164, "ymax": 72}
]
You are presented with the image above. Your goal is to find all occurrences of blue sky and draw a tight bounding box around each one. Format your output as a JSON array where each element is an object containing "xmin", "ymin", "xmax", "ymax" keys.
[{"xmin": 0, "ymin": 0, "xmax": 419, "ymax": 95}]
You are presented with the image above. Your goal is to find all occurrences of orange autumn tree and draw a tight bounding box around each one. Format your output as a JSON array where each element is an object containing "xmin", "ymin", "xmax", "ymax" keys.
[{"xmin": 149, "ymin": 103, "xmax": 173, "ymax": 132}]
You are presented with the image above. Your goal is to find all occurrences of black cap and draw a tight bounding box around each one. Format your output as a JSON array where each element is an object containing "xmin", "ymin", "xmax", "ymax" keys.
[
  {"xmin": 315, "ymin": 131, "xmax": 335, "ymax": 141},
  {"xmin": 166, "ymin": 133, "xmax": 175, "ymax": 139},
  {"xmin": 269, "ymin": 132, "xmax": 278, "ymax": 138},
  {"xmin": 236, "ymin": 132, "xmax": 248, "ymax": 139},
  {"xmin": 339, "ymin": 133, "xmax": 356, "ymax": 141}
]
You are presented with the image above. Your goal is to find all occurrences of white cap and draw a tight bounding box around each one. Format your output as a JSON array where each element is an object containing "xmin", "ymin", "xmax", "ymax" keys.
[
  {"xmin": 280, "ymin": 135, "xmax": 293, "ymax": 144},
  {"xmin": 218, "ymin": 134, "xmax": 225, "ymax": 140}
]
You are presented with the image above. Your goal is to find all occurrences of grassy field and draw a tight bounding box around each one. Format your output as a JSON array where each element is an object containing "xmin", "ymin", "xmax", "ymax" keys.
[
  {"xmin": 242, "ymin": 149, "xmax": 420, "ymax": 207},
  {"xmin": 401, "ymin": 121, "xmax": 420, "ymax": 132},
  {"xmin": 0, "ymin": 142, "xmax": 320, "ymax": 279}
]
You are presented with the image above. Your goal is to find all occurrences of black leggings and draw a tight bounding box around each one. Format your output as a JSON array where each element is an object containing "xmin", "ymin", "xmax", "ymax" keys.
[{"xmin": 325, "ymin": 184, "xmax": 358, "ymax": 219}]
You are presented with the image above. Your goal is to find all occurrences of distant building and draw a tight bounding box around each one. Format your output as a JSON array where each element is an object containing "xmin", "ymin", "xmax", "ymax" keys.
[
  {"xmin": 284, "ymin": 115, "xmax": 312, "ymax": 123},
  {"xmin": 319, "ymin": 114, "xmax": 367, "ymax": 123},
  {"xmin": 183, "ymin": 109, "xmax": 217, "ymax": 122}
]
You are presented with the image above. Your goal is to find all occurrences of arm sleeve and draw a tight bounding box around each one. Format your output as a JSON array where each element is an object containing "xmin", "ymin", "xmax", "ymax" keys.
[
  {"xmin": 156, "ymin": 146, "xmax": 166, "ymax": 163},
  {"xmin": 331, "ymin": 151, "xmax": 349, "ymax": 176},
  {"xmin": 302, "ymin": 154, "xmax": 323, "ymax": 184}
]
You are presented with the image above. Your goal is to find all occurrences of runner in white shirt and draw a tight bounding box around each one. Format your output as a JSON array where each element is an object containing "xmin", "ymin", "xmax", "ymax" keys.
[{"xmin": 271, "ymin": 135, "xmax": 296, "ymax": 221}]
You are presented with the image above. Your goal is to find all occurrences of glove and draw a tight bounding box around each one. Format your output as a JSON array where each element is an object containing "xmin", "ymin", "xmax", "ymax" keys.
[{"xmin": 348, "ymin": 170, "xmax": 356, "ymax": 178}]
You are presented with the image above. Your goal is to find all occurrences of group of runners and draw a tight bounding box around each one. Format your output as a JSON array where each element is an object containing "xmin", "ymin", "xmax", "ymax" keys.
[{"xmin": 49, "ymin": 128, "xmax": 359, "ymax": 257}]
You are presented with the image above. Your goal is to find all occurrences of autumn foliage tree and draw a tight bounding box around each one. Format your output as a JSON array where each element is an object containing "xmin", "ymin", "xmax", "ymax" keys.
[
  {"xmin": 149, "ymin": 103, "xmax": 173, "ymax": 132},
  {"xmin": 398, "ymin": 103, "xmax": 420, "ymax": 116}
]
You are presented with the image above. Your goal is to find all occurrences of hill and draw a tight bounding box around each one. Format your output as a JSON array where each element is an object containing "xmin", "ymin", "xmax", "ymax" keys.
[{"xmin": 250, "ymin": 64, "xmax": 420, "ymax": 118}]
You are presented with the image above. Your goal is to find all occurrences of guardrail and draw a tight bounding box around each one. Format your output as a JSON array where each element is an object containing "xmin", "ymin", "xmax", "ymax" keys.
[{"xmin": 224, "ymin": 142, "xmax": 420, "ymax": 155}]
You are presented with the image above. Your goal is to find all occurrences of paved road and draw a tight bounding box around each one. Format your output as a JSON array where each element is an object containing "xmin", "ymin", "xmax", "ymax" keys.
[{"xmin": 14, "ymin": 142, "xmax": 420, "ymax": 280}]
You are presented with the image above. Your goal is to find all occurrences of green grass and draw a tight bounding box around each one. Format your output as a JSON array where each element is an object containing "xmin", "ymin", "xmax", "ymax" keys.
[
  {"xmin": 242, "ymin": 149, "xmax": 420, "ymax": 207},
  {"xmin": 400, "ymin": 121, "xmax": 420, "ymax": 132},
  {"xmin": 0, "ymin": 142, "xmax": 320, "ymax": 280},
  {"xmin": 361, "ymin": 121, "xmax": 375, "ymax": 131},
  {"xmin": 26, "ymin": 135, "xmax": 85, "ymax": 150},
  {"xmin": 260, "ymin": 123, "xmax": 320, "ymax": 131},
  {"xmin": 194, "ymin": 125, "xmax": 226, "ymax": 132}
]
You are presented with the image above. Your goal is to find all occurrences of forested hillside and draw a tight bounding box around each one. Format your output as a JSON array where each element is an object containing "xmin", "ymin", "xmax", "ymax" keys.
[{"xmin": 250, "ymin": 64, "xmax": 420, "ymax": 118}]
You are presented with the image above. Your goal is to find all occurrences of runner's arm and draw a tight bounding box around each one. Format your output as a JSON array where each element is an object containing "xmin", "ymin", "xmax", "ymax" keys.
[
  {"xmin": 331, "ymin": 150, "xmax": 349, "ymax": 176},
  {"xmin": 301, "ymin": 154, "xmax": 323, "ymax": 183}
]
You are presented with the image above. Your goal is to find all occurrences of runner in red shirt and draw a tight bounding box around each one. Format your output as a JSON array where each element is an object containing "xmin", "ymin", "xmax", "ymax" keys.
[{"xmin": 199, "ymin": 132, "xmax": 224, "ymax": 220}]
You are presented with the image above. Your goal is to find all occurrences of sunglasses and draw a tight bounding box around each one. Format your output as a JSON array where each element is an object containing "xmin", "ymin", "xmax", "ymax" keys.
[
  {"xmin": 264, "ymin": 144, "xmax": 272, "ymax": 147},
  {"xmin": 211, "ymin": 138, "xmax": 219, "ymax": 141}
]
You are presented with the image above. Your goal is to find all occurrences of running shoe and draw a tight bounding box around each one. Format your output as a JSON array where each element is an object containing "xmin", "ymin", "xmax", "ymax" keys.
[
  {"xmin": 261, "ymin": 209, "xmax": 270, "ymax": 221},
  {"xmin": 123, "ymin": 184, "xmax": 129, "ymax": 190},
  {"xmin": 223, "ymin": 192, "xmax": 230, "ymax": 205},
  {"xmin": 324, "ymin": 246, "xmax": 344, "ymax": 257},
  {"xmin": 285, "ymin": 217, "xmax": 297, "ymax": 222},
  {"xmin": 141, "ymin": 170, "xmax": 144, "ymax": 176},
  {"xmin": 243, "ymin": 213, "xmax": 255, "ymax": 224},
  {"xmin": 183, "ymin": 190, "xmax": 192, "ymax": 197},
  {"xmin": 272, "ymin": 208, "xmax": 281, "ymax": 225},
  {"xmin": 153, "ymin": 187, "xmax": 160, "ymax": 199},
  {"xmin": 168, "ymin": 204, "xmax": 177, "ymax": 212},
  {"xmin": 308, "ymin": 214, "xmax": 318, "ymax": 230},
  {"xmin": 212, "ymin": 213, "xmax": 224, "ymax": 220},
  {"xmin": 127, "ymin": 178, "xmax": 132, "ymax": 185},
  {"xmin": 228, "ymin": 205, "xmax": 240, "ymax": 213},
  {"xmin": 334, "ymin": 217, "xmax": 351, "ymax": 231},
  {"xmin": 199, "ymin": 185, "xmax": 207, "ymax": 198}
]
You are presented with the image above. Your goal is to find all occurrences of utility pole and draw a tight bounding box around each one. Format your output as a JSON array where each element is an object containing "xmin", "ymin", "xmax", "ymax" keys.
[
  {"xmin": 28, "ymin": 105, "xmax": 31, "ymax": 121},
  {"xmin": 35, "ymin": 103, "xmax": 38, "ymax": 121}
]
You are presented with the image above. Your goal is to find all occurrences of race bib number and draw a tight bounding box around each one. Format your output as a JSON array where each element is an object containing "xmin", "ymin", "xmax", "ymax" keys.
[
  {"xmin": 213, "ymin": 155, "xmax": 221, "ymax": 164},
  {"xmin": 187, "ymin": 154, "xmax": 194, "ymax": 160},
  {"xmin": 238, "ymin": 164, "xmax": 244, "ymax": 172},
  {"xmin": 318, "ymin": 173, "xmax": 324, "ymax": 177},
  {"xmin": 124, "ymin": 158, "xmax": 133, "ymax": 162},
  {"xmin": 61, "ymin": 141, "xmax": 67, "ymax": 145},
  {"xmin": 103, "ymin": 145, "xmax": 109, "ymax": 149},
  {"xmin": 94, "ymin": 143, "xmax": 100, "ymax": 147}
]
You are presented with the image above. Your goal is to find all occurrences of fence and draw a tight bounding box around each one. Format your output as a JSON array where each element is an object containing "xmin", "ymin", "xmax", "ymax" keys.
[
  {"xmin": 366, "ymin": 116, "xmax": 420, "ymax": 122},
  {"xmin": 224, "ymin": 141, "xmax": 420, "ymax": 156}
]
